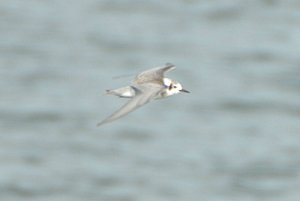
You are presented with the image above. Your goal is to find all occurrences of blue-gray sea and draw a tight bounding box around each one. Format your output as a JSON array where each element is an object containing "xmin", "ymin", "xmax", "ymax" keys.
[{"xmin": 1, "ymin": 0, "xmax": 300, "ymax": 200}]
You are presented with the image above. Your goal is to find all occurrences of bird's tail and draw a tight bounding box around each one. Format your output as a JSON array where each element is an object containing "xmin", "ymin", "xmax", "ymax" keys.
[{"xmin": 104, "ymin": 86, "xmax": 135, "ymax": 98}]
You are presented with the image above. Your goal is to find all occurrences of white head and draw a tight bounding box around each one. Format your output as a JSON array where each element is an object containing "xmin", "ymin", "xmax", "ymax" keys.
[{"xmin": 163, "ymin": 78, "xmax": 190, "ymax": 96}]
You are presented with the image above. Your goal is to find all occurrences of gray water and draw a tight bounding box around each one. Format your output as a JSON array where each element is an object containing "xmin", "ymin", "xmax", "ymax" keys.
[{"xmin": 1, "ymin": 0, "xmax": 300, "ymax": 200}]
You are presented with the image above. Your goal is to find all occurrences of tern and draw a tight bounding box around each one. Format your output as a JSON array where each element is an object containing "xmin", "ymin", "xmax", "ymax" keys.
[{"xmin": 97, "ymin": 63, "xmax": 189, "ymax": 126}]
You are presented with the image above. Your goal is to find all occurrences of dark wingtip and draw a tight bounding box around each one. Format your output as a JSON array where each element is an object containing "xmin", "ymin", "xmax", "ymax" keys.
[
  {"xmin": 165, "ymin": 62, "xmax": 175, "ymax": 67},
  {"xmin": 97, "ymin": 121, "xmax": 106, "ymax": 127},
  {"xmin": 105, "ymin": 89, "xmax": 113, "ymax": 95}
]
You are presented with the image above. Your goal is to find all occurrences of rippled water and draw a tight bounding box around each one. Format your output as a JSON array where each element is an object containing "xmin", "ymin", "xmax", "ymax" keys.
[{"xmin": 1, "ymin": 0, "xmax": 300, "ymax": 200}]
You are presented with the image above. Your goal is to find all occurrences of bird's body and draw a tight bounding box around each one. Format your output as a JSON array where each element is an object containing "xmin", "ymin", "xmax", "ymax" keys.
[{"xmin": 97, "ymin": 63, "xmax": 189, "ymax": 126}]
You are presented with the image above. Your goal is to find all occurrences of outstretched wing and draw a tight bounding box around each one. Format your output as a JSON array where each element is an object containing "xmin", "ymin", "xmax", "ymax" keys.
[
  {"xmin": 97, "ymin": 84, "xmax": 163, "ymax": 126},
  {"xmin": 133, "ymin": 63, "xmax": 176, "ymax": 85}
]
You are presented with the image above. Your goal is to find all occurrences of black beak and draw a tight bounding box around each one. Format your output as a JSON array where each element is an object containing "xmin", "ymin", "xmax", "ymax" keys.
[{"xmin": 180, "ymin": 89, "xmax": 190, "ymax": 93}]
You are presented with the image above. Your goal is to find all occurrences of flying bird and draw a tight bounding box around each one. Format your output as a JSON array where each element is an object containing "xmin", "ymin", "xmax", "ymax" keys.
[{"xmin": 97, "ymin": 63, "xmax": 189, "ymax": 126}]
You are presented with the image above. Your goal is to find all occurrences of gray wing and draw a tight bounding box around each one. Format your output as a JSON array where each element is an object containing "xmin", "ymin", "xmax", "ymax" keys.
[
  {"xmin": 133, "ymin": 63, "xmax": 176, "ymax": 85},
  {"xmin": 97, "ymin": 84, "xmax": 163, "ymax": 126}
]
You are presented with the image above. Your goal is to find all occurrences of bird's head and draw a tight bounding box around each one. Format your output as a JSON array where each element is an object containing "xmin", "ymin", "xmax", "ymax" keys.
[{"xmin": 163, "ymin": 78, "xmax": 190, "ymax": 96}]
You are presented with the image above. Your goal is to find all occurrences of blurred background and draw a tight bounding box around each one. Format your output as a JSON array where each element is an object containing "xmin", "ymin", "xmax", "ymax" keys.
[{"xmin": 1, "ymin": 0, "xmax": 300, "ymax": 200}]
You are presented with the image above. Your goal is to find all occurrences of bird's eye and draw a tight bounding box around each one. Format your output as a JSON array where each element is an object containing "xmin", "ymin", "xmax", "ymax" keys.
[{"xmin": 174, "ymin": 86, "xmax": 177, "ymax": 88}]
